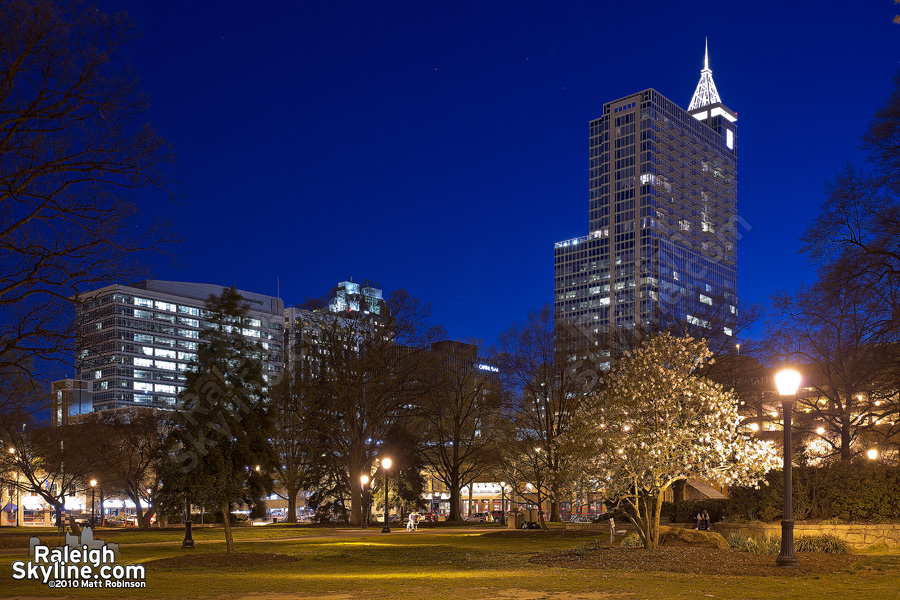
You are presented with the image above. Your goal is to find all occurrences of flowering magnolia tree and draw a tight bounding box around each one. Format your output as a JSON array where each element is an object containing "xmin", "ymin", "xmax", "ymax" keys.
[{"xmin": 569, "ymin": 333, "xmax": 779, "ymax": 548}]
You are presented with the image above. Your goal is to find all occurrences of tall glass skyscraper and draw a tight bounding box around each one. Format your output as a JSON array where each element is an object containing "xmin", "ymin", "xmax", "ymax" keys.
[{"xmin": 554, "ymin": 44, "xmax": 739, "ymax": 342}]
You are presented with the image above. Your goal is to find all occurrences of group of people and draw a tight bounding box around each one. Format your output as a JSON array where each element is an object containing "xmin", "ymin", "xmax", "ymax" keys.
[{"xmin": 406, "ymin": 511, "xmax": 420, "ymax": 532}]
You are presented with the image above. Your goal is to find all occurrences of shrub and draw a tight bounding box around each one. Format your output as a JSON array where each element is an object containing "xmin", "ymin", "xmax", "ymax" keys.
[
  {"xmin": 621, "ymin": 533, "xmax": 643, "ymax": 547},
  {"xmin": 728, "ymin": 532, "xmax": 849, "ymax": 554},
  {"xmin": 794, "ymin": 534, "xmax": 849, "ymax": 554},
  {"xmin": 865, "ymin": 541, "xmax": 890, "ymax": 553},
  {"xmin": 661, "ymin": 499, "xmax": 728, "ymax": 523},
  {"xmin": 249, "ymin": 500, "xmax": 268, "ymax": 519},
  {"xmin": 727, "ymin": 533, "xmax": 781, "ymax": 554},
  {"xmin": 727, "ymin": 463, "xmax": 900, "ymax": 522}
]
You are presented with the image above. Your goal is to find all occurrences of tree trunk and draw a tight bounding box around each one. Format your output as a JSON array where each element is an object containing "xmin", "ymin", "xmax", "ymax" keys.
[
  {"xmin": 550, "ymin": 499, "xmax": 560, "ymax": 522},
  {"xmin": 841, "ymin": 423, "xmax": 852, "ymax": 461},
  {"xmin": 287, "ymin": 489, "xmax": 298, "ymax": 523},
  {"xmin": 625, "ymin": 494, "xmax": 652, "ymax": 549},
  {"xmin": 447, "ymin": 469, "xmax": 461, "ymax": 522},
  {"xmin": 349, "ymin": 452, "xmax": 363, "ymax": 525},
  {"xmin": 221, "ymin": 503, "xmax": 234, "ymax": 554},
  {"xmin": 538, "ymin": 493, "xmax": 548, "ymax": 530},
  {"xmin": 630, "ymin": 492, "xmax": 664, "ymax": 549}
]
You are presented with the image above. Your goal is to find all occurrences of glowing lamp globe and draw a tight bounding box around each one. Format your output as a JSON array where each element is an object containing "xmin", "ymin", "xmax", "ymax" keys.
[
  {"xmin": 775, "ymin": 369, "xmax": 802, "ymax": 396},
  {"xmin": 382, "ymin": 458, "xmax": 392, "ymax": 470}
]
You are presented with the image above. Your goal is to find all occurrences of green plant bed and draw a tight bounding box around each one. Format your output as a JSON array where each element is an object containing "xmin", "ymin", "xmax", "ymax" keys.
[{"xmin": 727, "ymin": 532, "xmax": 850, "ymax": 554}]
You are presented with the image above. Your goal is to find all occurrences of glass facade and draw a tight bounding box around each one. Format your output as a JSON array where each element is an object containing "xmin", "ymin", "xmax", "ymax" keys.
[
  {"xmin": 555, "ymin": 86, "xmax": 739, "ymax": 338},
  {"xmin": 76, "ymin": 281, "xmax": 284, "ymax": 411}
]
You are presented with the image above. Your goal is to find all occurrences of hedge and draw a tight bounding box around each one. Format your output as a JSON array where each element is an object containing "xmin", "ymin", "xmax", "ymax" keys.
[
  {"xmin": 726, "ymin": 462, "xmax": 900, "ymax": 522},
  {"xmin": 177, "ymin": 512, "xmax": 251, "ymax": 525},
  {"xmin": 661, "ymin": 498, "xmax": 728, "ymax": 523}
]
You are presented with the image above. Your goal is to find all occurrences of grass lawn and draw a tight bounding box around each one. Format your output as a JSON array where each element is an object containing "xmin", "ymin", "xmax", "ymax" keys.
[
  {"xmin": 0, "ymin": 524, "xmax": 329, "ymax": 548},
  {"xmin": 0, "ymin": 526, "xmax": 897, "ymax": 599}
]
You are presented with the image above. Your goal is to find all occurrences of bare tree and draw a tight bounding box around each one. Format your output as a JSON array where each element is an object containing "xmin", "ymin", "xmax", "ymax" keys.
[
  {"xmin": 493, "ymin": 306, "xmax": 601, "ymax": 523},
  {"xmin": 861, "ymin": 68, "xmax": 900, "ymax": 195},
  {"xmin": 0, "ymin": 410, "xmax": 95, "ymax": 523},
  {"xmin": 297, "ymin": 288, "xmax": 444, "ymax": 526},
  {"xmin": 269, "ymin": 365, "xmax": 313, "ymax": 523},
  {"xmin": 766, "ymin": 262, "xmax": 900, "ymax": 462},
  {"xmin": 82, "ymin": 408, "xmax": 166, "ymax": 529},
  {"xmin": 0, "ymin": 0, "xmax": 175, "ymax": 399},
  {"xmin": 418, "ymin": 341, "xmax": 500, "ymax": 522}
]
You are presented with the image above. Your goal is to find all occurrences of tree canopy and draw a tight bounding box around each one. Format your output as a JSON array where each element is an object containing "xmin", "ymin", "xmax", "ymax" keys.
[
  {"xmin": 0, "ymin": 0, "xmax": 175, "ymax": 398},
  {"xmin": 570, "ymin": 334, "xmax": 778, "ymax": 548}
]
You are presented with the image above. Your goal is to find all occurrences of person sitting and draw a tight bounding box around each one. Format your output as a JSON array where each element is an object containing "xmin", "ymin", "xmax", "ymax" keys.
[{"xmin": 694, "ymin": 509, "xmax": 711, "ymax": 530}]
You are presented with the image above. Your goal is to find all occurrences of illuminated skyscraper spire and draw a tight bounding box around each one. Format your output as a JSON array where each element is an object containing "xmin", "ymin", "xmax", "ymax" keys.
[{"xmin": 688, "ymin": 38, "xmax": 722, "ymax": 110}]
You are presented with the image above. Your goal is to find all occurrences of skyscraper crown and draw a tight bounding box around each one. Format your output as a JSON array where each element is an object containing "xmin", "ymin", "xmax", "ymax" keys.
[{"xmin": 688, "ymin": 38, "xmax": 722, "ymax": 110}]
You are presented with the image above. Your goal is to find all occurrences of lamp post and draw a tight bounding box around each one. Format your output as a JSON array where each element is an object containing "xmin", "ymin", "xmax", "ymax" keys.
[
  {"xmin": 500, "ymin": 481, "xmax": 506, "ymax": 526},
  {"xmin": 182, "ymin": 494, "xmax": 195, "ymax": 549},
  {"xmin": 360, "ymin": 475, "xmax": 370, "ymax": 529},
  {"xmin": 89, "ymin": 479, "xmax": 97, "ymax": 528},
  {"xmin": 380, "ymin": 458, "xmax": 392, "ymax": 533},
  {"xmin": 8, "ymin": 447, "xmax": 20, "ymax": 527},
  {"xmin": 774, "ymin": 368, "xmax": 801, "ymax": 568}
]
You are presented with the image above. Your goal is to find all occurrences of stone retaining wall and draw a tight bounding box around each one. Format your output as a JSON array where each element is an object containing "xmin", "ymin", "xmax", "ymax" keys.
[
  {"xmin": 710, "ymin": 522, "xmax": 900, "ymax": 550},
  {"xmin": 565, "ymin": 521, "xmax": 900, "ymax": 549}
]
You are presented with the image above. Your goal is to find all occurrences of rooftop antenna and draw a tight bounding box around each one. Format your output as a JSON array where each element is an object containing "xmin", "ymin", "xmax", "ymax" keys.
[
  {"xmin": 688, "ymin": 37, "xmax": 722, "ymax": 110},
  {"xmin": 704, "ymin": 36, "xmax": 709, "ymax": 71}
]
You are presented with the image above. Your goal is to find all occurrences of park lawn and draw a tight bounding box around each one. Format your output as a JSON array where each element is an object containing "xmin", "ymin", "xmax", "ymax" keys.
[
  {"xmin": 0, "ymin": 530, "xmax": 897, "ymax": 599},
  {"xmin": 0, "ymin": 524, "xmax": 325, "ymax": 547}
]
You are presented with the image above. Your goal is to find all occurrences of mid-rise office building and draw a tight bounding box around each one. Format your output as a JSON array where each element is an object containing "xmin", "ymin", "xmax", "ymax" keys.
[
  {"xmin": 555, "ymin": 44, "xmax": 739, "ymax": 341},
  {"xmin": 76, "ymin": 280, "xmax": 284, "ymax": 411}
]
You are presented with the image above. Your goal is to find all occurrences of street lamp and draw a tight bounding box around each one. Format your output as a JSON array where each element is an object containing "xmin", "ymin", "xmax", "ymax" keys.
[
  {"xmin": 182, "ymin": 494, "xmax": 195, "ymax": 549},
  {"xmin": 8, "ymin": 447, "xmax": 20, "ymax": 527},
  {"xmin": 500, "ymin": 481, "xmax": 506, "ymax": 526},
  {"xmin": 381, "ymin": 458, "xmax": 392, "ymax": 533},
  {"xmin": 360, "ymin": 475, "xmax": 370, "ymax": 529},
  {"xmin": 774, "ymin": 368, "xmax": 801, "ymax": 568},
  {"xmin": 89, "ymin": 479, "xmax": 97, "ymax": 528}
]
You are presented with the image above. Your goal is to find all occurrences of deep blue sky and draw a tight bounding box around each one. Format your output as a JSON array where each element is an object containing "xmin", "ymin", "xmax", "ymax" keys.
[{"xmin": 104, "ymin": 0, "xmax": 900, "ymax": 345}]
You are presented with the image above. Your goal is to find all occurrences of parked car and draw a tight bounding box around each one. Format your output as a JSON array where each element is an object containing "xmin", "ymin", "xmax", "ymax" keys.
[
  {"xmin": 420, "ymin": 512, "xmax": 442, "ymax": 523},
  {"xmin": 490, "ymin": 510, "xmax": 505, "ymax": 522},
  {"xmin": 374, "ymin": 513, "xmax": 402, "ymax": 524},
  {"xmin": 465, "ymin": 512, "xmax": 493, "ymax": 523}
]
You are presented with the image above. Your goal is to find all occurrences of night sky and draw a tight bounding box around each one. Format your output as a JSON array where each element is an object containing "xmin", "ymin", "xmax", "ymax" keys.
[{"xmin": 103, "ymin": 0, "xmax": 900, "ymax": 346}]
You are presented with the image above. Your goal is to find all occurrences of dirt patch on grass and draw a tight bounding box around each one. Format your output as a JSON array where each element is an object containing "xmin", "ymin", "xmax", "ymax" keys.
[
  {"xmin": 489, "ymin": 590, "xmax": 629, "ymax": 600},
  {"xmin": 531, "ymin": 544, "xmax": 862, "ymax": 576},
  {"xmin": 482, "ymin": 529, "xmax": 609, "ymax": 539},
  {"xmin": 144, "ymin": 552, "xmax": 302, "ymax": 570},
  {"xmin": 239, "ymin": 595, "xmax": 353, "ymax": 600}
]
